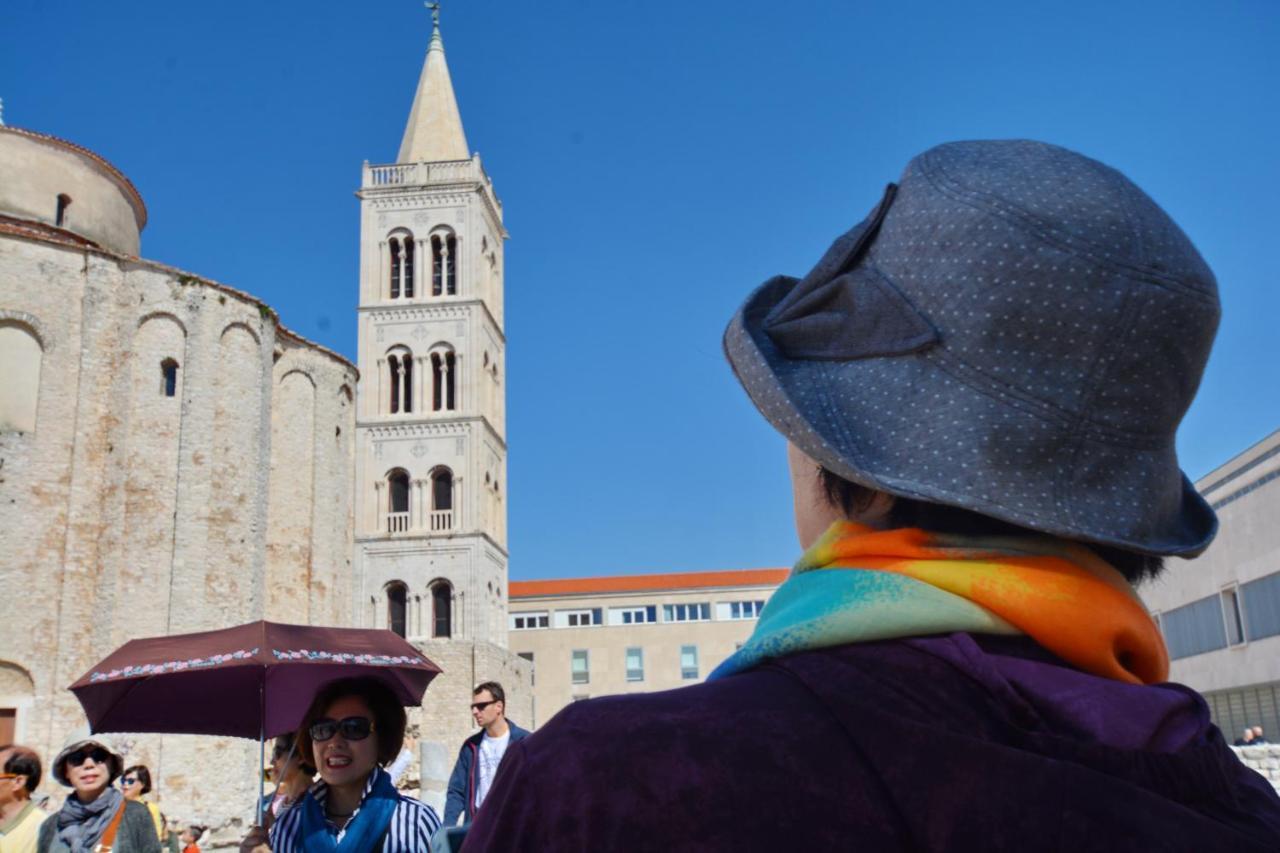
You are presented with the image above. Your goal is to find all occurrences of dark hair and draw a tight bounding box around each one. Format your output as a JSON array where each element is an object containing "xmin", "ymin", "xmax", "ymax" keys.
[
  {"xmin": 818, "ymin": 468, "xmax": 1165, "ymax": 583},
  {"xmin": 473, "ymin": 681, "xmax": 505, "ymax": 705},
  {"xmin": 273, "ymin": 732, "xmax": 317, "ymax": 776},
  {"xmin": 1, "ymin": 745, "xmax": 42, "ymax": 792},
  {"xmin": 297, "ymin": 677, "xmax": 406, "ymax": 768},
  {"xmin": 122, "ymin": 764, "xmax": 152, "ymax": 795}
]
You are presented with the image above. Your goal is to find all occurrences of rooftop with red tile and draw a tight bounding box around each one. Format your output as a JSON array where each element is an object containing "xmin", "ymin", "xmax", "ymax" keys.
[{"xmin": 510, "ymin": 568, "xmax": 788, "ymax": 599}]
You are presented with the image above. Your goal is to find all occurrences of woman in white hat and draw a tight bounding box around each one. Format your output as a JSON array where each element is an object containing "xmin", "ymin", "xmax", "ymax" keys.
[{"xmin": 37, "ymin": 733, "xmax": 160, "ymax": 853}]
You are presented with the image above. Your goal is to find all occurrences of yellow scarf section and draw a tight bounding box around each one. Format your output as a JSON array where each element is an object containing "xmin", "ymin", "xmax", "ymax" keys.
[{"xmin": 803, "ymin": 522, "xmax": 1169, "ymax": 684}]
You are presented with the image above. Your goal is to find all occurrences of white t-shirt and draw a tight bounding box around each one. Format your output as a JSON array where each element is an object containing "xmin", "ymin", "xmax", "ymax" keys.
[{"xmin": 473, "ymin": 729, "xmax": 512, "ymax": 810}]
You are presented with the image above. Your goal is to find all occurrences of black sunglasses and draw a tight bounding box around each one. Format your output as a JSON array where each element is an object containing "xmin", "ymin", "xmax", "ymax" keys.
[
  {"xmin": 65, "ymin": 747, "xmax": 111, "ymax": 768},
  {"xmin": 309, "ymin": 716, "xmax": 375, "ymax": 742},
  {"xmin": 470, "ymin": 700, "xmax": 498, "ymax": 712},
  {"xmin": 120, "ymin": 775, "xmax": 139, "ymax": 786}
]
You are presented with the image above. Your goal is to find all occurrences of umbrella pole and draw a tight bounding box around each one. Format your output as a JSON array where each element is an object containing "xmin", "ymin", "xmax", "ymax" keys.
[{"xmin": 256, "ymin": 678, "xmax": 266, "ymax": 827}]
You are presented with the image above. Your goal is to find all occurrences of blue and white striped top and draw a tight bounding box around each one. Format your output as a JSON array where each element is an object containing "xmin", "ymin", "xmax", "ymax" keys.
[{"xmin": 270, "ymin": 766, "xmax": 441, "ymax": 852}]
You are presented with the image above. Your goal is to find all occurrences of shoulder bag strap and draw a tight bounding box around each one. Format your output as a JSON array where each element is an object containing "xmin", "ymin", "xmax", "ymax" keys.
[{"xmin": 94, "ymin": 801, "xmax": 128, "ymax": 852}]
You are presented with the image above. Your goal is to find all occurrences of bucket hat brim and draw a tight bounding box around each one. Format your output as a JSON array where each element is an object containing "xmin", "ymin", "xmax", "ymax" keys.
[
  {"xmin": 51, "ymin": 738, "xmax": 124, "ymax": 787},
  {"xmin": 725, "ymin": 272, "xmax": 1217, "ymax": 558}
]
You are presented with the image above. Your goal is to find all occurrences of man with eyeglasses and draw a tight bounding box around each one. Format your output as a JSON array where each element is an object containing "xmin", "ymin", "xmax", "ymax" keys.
[
  {"xmin": 442, "ymin": 682, "xmax": 529, "ymax": 829},
  {"xmin": 0, "ymin": 745, "xmax": 46, "ymax": 853}
]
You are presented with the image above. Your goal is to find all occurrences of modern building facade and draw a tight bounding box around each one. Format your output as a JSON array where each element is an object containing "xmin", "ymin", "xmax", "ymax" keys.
[
  {"xmin": 350, "ymin": 9, "xmax": 530, "ymax": 808},
  {"xmin": 508, "ymin": 569, "xmax": 787, "ymax": 727},
  {"xmin": 1141, "ymin": 427, "xmax": 1280, "ymax": 740}
]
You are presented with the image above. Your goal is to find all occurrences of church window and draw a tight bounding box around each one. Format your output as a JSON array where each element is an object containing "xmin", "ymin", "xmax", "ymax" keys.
[
  {"xmin": 429, "ymin": 466, "xmax": 453, "ymax": 531},
  {"xmin": 387, "ymin": 469, "xmax": 410, "ymax": 533},
  {"xmin": 0, "ymin": 320, "xmax": 43, "ymax": 433},
  {"xmin": 55, "ymin": 194, "xmax": 71, "ymax": 227},
  {"xmin": 387, "ymin": 582, "xmax": 408, "ymax": 638},
  {"xmin": 389, "ymin": 238, "xmax": 402, "ymax": 300},
  {"xmin": 160, "ymin": 358, "xmax": 179, "ymax": 397},
  {"xmin": 430, "ymin": 349, "xmax": 456, "ymax": 411},
  {"xmin": 388, "ymin": 231, "xmax": 415, "ymax": 300},
  {"xmin": 445, "ymin": 235, "xmax": 457, "ymax": 295},
  {"xmin": 402, "ymin": 238, "xmax": 415, "ymax": 299},
  {"xmin": 431, "ymin": 232, "xmax": 458, "ymax": 296},
  {"xmin": 387, "ymin": 348, "xmax": 414, "ymax": 414},
  {"xmin": 431, "ymin": 580, "xmax": 453, "ymax": 638}
]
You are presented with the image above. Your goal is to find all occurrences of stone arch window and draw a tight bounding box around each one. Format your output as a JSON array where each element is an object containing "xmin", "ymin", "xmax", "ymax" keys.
[
  {"xmin": 431, "ymin": 230, "xmax": 457, "ymax": 296},
  {"xmin": 160, "ymin": 358, "xmax": 179, "ymax": 397},
  {"xmin": 386, "ymin": 468, "xmax": 411, "ymax": 533},
  {"xmin": 55, "ymin": 194, "xmax": 72, "ymax": 227},
  {"xmin": 385, "ymin": 346, "xmax": 414, "ymax": 414},
  {"xmin": 387, "ymin": 230, "xmax": 415, "ymax": 300},
  {"xmin": 387, "ymin": 582, "xmax": 408, "ymax": 638},
  {"xmin": 0, "ymin": 320, "xmax": 44, "ymax": 433},
  {"xmin": 430, "ymin": 347, "xmax": 456, "ymax": 412},
  {"xmin": 429, "ymin": 466, "xmax": 453, "ymax": 531},
  {"xmin": 430, "ymin": 579, "xmax": 453, "ymax": 638}
]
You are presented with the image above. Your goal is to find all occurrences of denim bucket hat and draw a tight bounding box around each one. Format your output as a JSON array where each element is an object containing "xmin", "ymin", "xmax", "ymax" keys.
[{"xmin": 725, "ymin": 140, "xmax": 1220, "ymax": 557}]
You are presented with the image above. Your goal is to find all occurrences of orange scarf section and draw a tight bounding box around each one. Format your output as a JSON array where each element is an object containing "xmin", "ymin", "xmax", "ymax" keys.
[{"xmin": 807, "ymin": 523, "xmax": 1169, "ymax": 684}]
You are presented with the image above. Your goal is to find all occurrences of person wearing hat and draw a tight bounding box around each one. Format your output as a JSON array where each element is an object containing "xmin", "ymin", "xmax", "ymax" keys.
[
  {"xmin": 38, "ymin": 732, "xmax": 160, "ymax": 853},
  {"xmin": 463, "ymin": 140, "xmax": 1280, "ymax": 851}
]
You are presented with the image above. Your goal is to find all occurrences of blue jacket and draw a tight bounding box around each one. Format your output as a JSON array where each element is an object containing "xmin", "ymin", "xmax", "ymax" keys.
[{"xmin": 443, "ymin": 721, "xmax": 531, "ymax": 826}]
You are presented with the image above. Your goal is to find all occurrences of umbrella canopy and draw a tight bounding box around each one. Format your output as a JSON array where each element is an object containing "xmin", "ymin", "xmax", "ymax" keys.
[{"xmin": 69, "ymin": 620, "xmax": 441, "ymax": 739}]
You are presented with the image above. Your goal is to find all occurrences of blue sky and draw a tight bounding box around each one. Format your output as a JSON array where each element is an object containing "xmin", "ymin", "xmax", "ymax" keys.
[{"xmin": 4, "ymin": 1, "xmax": 1278, "ymax": 580}]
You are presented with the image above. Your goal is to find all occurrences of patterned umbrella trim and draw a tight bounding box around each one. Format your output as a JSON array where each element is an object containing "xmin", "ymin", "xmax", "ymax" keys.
[
  {"xmin": 270, "ymin": 649, "xmax": 431, "ymax": 666},
  {"xmin": 87, "ymin": 648, "xmax": 260, "ymax": 683}
]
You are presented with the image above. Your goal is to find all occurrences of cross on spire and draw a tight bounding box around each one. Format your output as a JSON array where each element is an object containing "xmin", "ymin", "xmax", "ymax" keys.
[{"xmin": 426, "ymin": 1, "xmax": 440, "ymax": 27}]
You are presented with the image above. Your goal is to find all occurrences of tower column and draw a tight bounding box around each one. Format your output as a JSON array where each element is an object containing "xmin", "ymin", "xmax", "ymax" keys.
[
  {"xmin": 375, "ymin": 358, "xmax": 386, "ymax": 417},
  {"xmin": 373, "ymin": 480, "xmax": 385, "ymax": 534},
  {"xmin": 414, "ymin": 356, "xmax": 426, "ymax": 416},
  {"xmin": 378, "ymin": 240, "xmax": 387, "ymax": 301},
  {"xmin": 416, "ymin": 238, "xmax": 428, "ymax": 299}
]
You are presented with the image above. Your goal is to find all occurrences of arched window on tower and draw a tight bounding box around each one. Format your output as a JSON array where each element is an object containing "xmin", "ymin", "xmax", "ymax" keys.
[
  {"xmin": 386, "ymin": 347, "xmax": 414, "ymax": 414},
  {"xmin": 389, "ymin": 236, "xmax": 403, "ymax": 300},
  {"xmin": 431, "ymin": 231, "xmax": 458, "ymax": 297},
  {"xmin": 430, "ymin": 348, "xmax": 457, "ymax": 412},
  {"xmin": 387, "ymin": 582, "xmax": 408, "ymax": 637},
  {"xmin": 56, "ymin": 194, "xmax": 72, "ymax": 227},
  {"xmin": 445, "ymin": 234, "xmax": 457, "ymax": 295},
  {"xmin": 387, "ymin": 468, "xmax": 411, "ymax": 533},
  {"xmin": 387, "ymin": 231, "xmax": 415, "ymax": 300},
  {"xmin": 402, "ymin": 238, "xmax": 415, "ymax": 298},
  {"xmin": 430, "ymin": 466, "xmax": 453, "ymax": 531},
  {"xmin": 431, "ymin": 579, "xmax": 453, "ymax": 638},
  {"xmin": 160, "ymin": 358, "xmax": 179, "ymax": 398}
]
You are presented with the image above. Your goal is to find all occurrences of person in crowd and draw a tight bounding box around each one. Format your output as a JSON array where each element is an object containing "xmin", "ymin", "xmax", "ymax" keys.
[
  {"xmin": 0, "ymin": 745, "xmax": 47, "ymax": 853},
  {"xmin": 1236, "ymin": 728, "xmax": 1257, "ymax": 746},
  {"xmin": 38, "ymin": 733, "xmax": 160, "ymax": 852},
  {"xmin": 1253, "ymin": 726, "xmax": 1270, "ymax": 745},
  {"xmin": 463, "ymin": 140, "xmax": 1280, "ymax": 851},
  {"xmin": 260, "ymin": 734, "xmax": 316, "ymax": 824},
  {"xmin": 177, "ymin": 826, "xmax": 202, "ymax": 853},
  {"xmin": 266, "ymin": 677, "xmax": 440, "ymax": 852},
  {"xmin": 119, "ymin": 765, "xmax": 166, "ymax": 843},
  {"xmin": 442, "ymin": 682, "xmax": 529, "ymax": 828}
]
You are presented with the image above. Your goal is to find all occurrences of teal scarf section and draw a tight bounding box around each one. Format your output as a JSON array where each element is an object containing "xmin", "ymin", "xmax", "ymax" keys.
[
  {"xmin": 298, "ymin": 767, "xmax": 398, "ymax": 853},
  {"xmin": 708, "ymin": 566, "xmax": 1017, "ymax": 681}
]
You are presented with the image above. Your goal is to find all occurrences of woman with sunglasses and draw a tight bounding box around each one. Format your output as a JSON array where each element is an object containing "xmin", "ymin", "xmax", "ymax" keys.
[
  {"xmin": 118, "ymin": 765, "xmax": 166, "ymax": 844},
  {"xmin": 268, "ymin": 677, "xmax": 440, "ymax": 852},
  {"xmin": 37, "ymin": 733, "xmax": 161, "ymax": 853}
]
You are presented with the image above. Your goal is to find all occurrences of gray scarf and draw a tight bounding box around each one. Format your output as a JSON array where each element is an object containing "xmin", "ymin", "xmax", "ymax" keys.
[{"xmin": 56, "ymin": 787, "xmax": 123, "ymax": 852}]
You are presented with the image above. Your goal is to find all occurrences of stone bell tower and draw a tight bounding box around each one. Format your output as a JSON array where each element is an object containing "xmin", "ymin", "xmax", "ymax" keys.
[{"xmin": 353, "ymin": 4, "xmax": 510, "ymax": 650}]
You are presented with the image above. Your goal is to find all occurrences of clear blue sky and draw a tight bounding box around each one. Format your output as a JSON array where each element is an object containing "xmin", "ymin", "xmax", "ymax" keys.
[{"xmin": 4, "ymin": 1, "xmax": 1278, "ymax": 580}]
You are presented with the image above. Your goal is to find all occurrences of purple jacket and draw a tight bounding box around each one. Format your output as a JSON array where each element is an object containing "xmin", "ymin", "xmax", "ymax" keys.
[{"xmin": 464, "ymin": 633, "xmax": 1280, "ymax": 851}]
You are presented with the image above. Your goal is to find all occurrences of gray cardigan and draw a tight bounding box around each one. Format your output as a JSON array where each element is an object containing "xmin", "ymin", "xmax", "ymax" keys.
[{"xmin": 37, "ymin": 800, "xmax": 162, "ymax": 853}]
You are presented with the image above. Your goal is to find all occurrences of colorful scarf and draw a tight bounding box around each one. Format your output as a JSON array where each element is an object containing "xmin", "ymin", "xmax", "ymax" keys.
[{"xmin": 710, "ymin": 522, "xmax": 1168, "ymax": 684}]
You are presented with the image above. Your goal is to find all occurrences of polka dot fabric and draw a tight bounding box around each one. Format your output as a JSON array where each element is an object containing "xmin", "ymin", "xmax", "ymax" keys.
[{"xmin": 724, "ymin": 140, "xmax": 1219, "ymax": 557}]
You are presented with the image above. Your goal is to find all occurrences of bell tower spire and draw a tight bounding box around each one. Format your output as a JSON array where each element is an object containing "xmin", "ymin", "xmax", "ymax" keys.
[{"xmin": 397, "ymin": 2, "xmax": 469, "ymax": 164}]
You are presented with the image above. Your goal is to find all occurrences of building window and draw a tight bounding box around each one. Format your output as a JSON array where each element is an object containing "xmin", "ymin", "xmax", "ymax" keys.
[
  {"xmin": 387, "ymin": 348, "xmax": 414, "ymax": 414},
  {"xmin": 680, "ymin": 645, "xmax": 699, "ymax": 680},
  {"xmin": 388, "ymin": 233, "xmax": 415, "ymax": 299},
  {"xmin": 431, "ymin": 580, "xmax": 452, "ymax": 638},
  {"xmin": 729, "ymin": 600, "xmax": 765, "ymax": 620},
  {"xmin": 612, "ymin": 606, "xmax": 657, "ymax": 625},
  {"xmin": 571, "ymin": 650, "xmax": 589, "ymax": 684},
  {"xmin": 626, "ymin": 647, "xmax": 644, "ymax": 682},
  {"xmin": 387, "ymin": 582, "xmax": 407, "ymax": 638},
  {"xmin": 160, "ymin": 358, "xmax": 179, "ymax": 398},
  {"xmin": 55, "ymin": 193, "xmax": 71, "ymax": 227},
  {"xmin": 511, "ymin": 612, "xmax": 549, "ymax": 630},
  {"xmin": 563, "ymin": 608, "xmax": 602, "ymax": 628},
  {"xmin": 431, "ymin": 350, "xmax": 457, "ymax": 411},
  {"xmin": 664, "ymin": 603, "xmax": 711, "ymax": 623},
  {"xmin": 1222, "ymin": 586, "xmax": 1246, "ymax": 646},
  {"xmin": 386, "ymin": 469, "xmax": 411, "ymax": 533},
  {"xmin": 1242, "ymin": 571, "xmax": 1280, "ymax": 642},
  {"xmin": 1161, "ymin": 594, "xmax": 1229, "ymax": 660},
  {"xmin": 431, "ymin": 233, "xmax": 457, "ymax": 296},
  {"xmin": 430, "ymin": 466, "xmax": 453, "ymax": 531},
  {"xmin": 518, "ymin": 651, "xmax": 535, "ymax": 687}
]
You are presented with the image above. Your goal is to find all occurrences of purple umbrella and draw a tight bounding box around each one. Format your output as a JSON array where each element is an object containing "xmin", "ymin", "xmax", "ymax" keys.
[
  {"xmin": 70, "ymin": 620, "xmax": 441, "ymax": 739},
  {"xmin": 69, "ymin": 620, "xmax": 442, "ymax": 825}
]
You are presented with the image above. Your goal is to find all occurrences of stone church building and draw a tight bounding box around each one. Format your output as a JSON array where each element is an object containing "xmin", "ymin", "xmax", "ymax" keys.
[{"xmin": 0, "ymin": 9, "xmax": 526, "ymax": 831}]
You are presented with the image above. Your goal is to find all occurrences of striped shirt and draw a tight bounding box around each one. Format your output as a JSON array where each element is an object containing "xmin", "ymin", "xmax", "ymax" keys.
[{"xmin": 270, "ymin": 766, "xmax": 441, "ymax": 852}]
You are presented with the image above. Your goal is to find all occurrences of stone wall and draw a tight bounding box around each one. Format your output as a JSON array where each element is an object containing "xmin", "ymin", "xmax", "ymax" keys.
[
  {"xmin": 1232, "ymin": 745, "xmax": 1280, "ymax": 793},
  {"xmin": 0, "ymin": 227, "xmax": 356, "ymax": 834}
]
